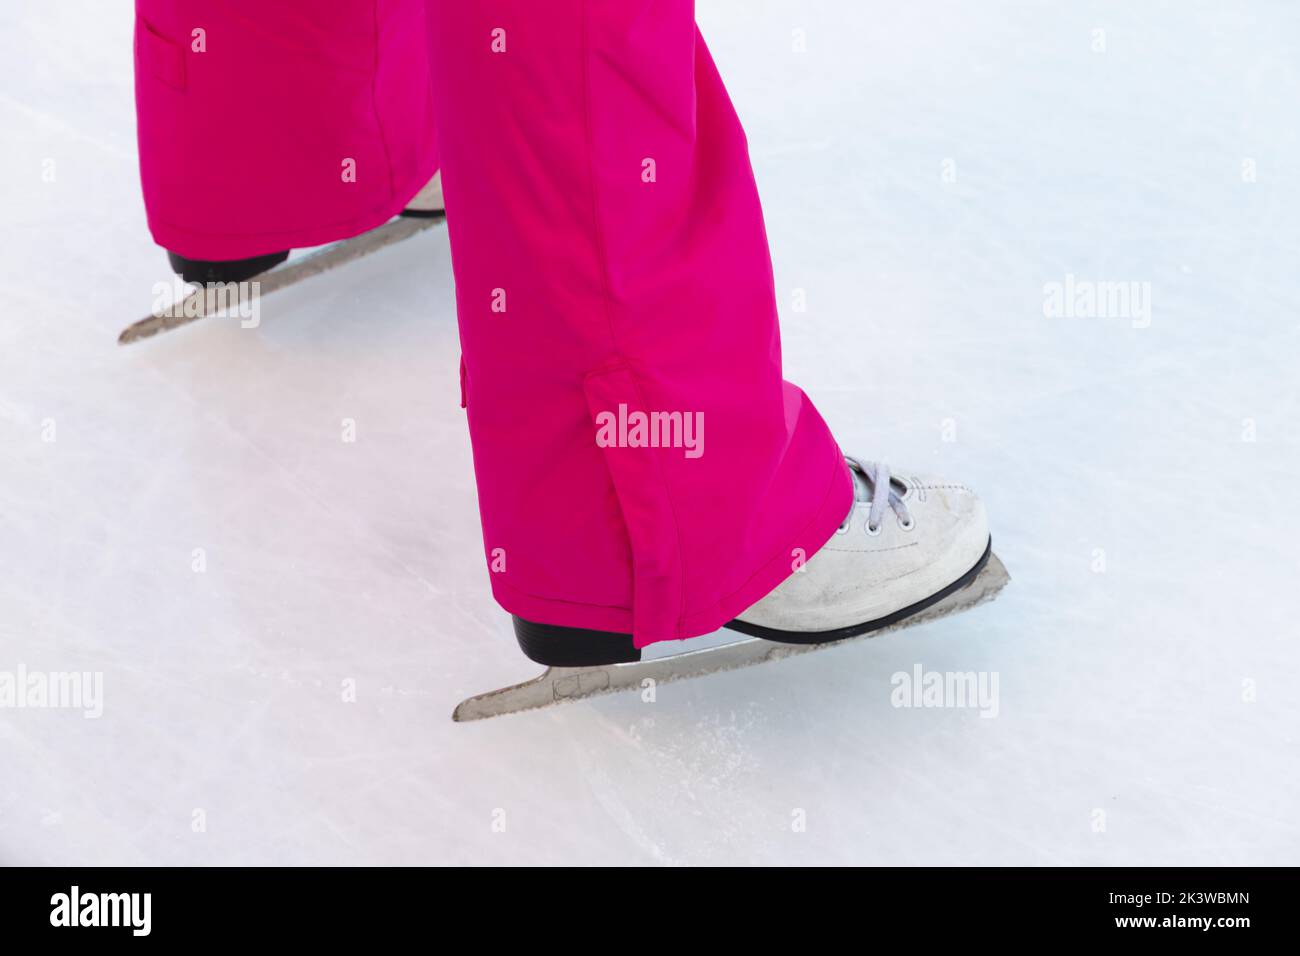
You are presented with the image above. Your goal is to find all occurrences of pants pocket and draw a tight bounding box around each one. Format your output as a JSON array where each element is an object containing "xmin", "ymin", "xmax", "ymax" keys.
[{"xmin": 136, "ymin": 18, "xmax": 186, "ymax": 91}]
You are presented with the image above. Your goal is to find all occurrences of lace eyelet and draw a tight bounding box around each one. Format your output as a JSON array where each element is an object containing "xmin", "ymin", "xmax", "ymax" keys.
[
  {"xmin": 865, "ymin": 520, "xmax": 882, "ymax": 537},
  {"xmin": 898, "ymin": 516, "xmax": 915, "ymax": 532},
  {"xmin": 835, "ymin": 522, "xmax": 849, "ymax": 535}
]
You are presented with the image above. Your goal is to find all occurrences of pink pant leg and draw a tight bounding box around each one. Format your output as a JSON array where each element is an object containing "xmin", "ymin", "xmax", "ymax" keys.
[
  {"xmin": 430, "ymin": 1, "xmax": 852, "ymax": 645},
  {"xmin": 133, "ymin": 0, "xmax": 438, "ymax": 260}
]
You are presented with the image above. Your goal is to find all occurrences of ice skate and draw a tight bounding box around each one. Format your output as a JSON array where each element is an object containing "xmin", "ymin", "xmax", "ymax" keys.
[
  {"xmin": 454, "ymin": 457, "xmax": 1004, "ymax": 721},
  {"xmin": 120, "ymin": 173, "xmax": 446, "ymax": 345}
]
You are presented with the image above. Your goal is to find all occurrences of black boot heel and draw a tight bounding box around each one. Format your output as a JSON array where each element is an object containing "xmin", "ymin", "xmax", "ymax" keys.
[
  {"xmin": 512, "ymin": 616, "xmax": 641, "ymax": 667},
  {"xmin": 167, "ymin": 249, "xmax": 290, "ymax": 284}
]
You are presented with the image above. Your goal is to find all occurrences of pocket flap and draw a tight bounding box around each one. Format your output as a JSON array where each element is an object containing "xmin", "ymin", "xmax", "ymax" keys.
[{"xmin": 137, "ymin": 18, "xmax": 186, "ymax": 91}]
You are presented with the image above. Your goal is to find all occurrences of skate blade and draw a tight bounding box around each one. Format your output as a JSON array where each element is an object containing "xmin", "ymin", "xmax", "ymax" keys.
[
  {"xmin": 118, "ymin": 214, "xmax": 444, "ymax": 345},
  {"xmin": 452, "ymin": 552, "xmax": 1010, "ymax": 722}
]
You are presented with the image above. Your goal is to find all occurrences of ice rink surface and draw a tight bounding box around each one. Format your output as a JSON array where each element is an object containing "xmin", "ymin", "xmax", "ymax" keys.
[{"xmin": 1, "ymin": 1, "xmax": 1297, "ymax": 864}]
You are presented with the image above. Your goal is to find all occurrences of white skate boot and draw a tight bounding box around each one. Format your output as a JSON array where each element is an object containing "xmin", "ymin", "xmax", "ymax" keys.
[{"xmin": 727, "ymin": 456, "xmax": 991, "ymax": 643}]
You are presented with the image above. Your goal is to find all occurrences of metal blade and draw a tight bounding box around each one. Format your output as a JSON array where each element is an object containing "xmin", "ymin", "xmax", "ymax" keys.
[
  {"xmin": 118, "ymin": 214, "xmax": 443, "ymax": 345},
  {"xmin": 452, "ymin": 552, "xmax": 1010, "ymax": 721}
]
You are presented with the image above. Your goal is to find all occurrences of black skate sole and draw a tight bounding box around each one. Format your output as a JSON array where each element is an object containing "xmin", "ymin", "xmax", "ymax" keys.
[
  {"xmin": 167, "ymin": 248, "xmax": 290, "ymax": 284},
  {"xmin": 721, "ymin": 537, "xmax": 994, "ymax": 645},
  {"xmin": 512, "ymin": 616, "xmax": 641, "ymax": 667},
  {"xmin": 398, "ymin": 208, "xmax": 447, "ymax": 220}
]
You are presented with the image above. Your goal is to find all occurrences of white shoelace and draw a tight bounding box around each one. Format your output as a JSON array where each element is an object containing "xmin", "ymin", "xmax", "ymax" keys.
[{"xmin": 845, "ymin": 456, "xmax": 911, "ymax": 533}]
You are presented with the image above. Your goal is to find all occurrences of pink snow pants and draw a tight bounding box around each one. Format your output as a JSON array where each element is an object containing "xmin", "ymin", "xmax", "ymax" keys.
[{"xmin": 134, "ymin": 1, "xmax": 853, "ymax": 646}]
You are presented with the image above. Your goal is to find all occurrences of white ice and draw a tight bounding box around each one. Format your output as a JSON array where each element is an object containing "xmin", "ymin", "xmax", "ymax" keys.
[{"xmin": 1, "ymin": 0, "xmax": 1297, "ymax": 865}]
